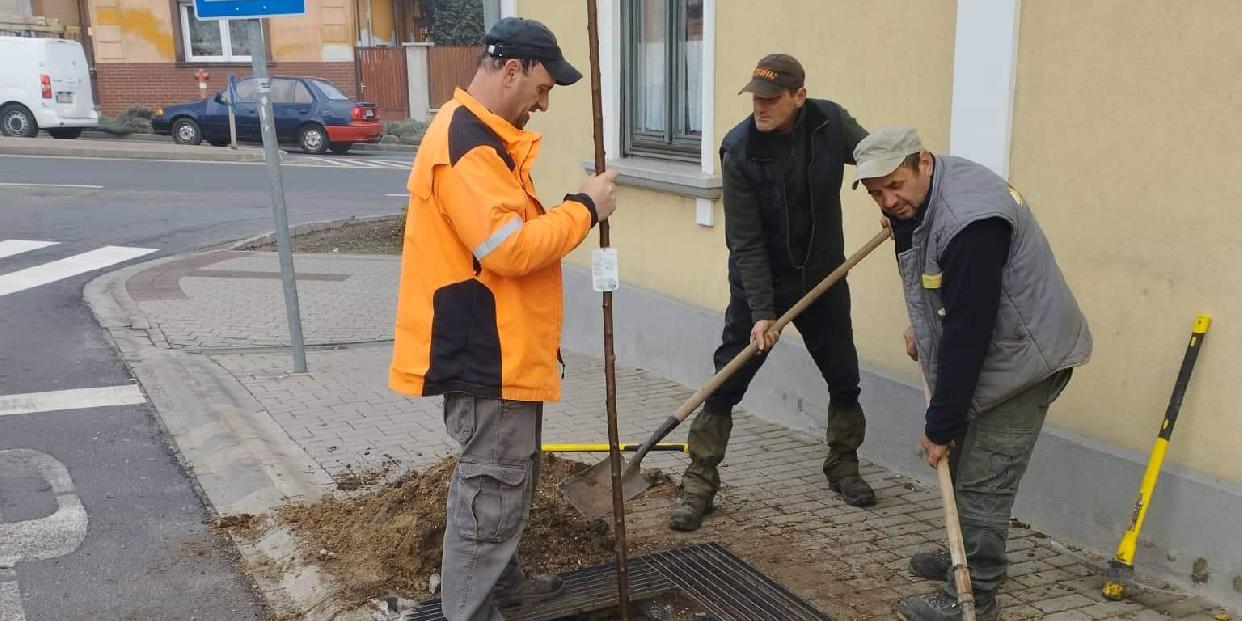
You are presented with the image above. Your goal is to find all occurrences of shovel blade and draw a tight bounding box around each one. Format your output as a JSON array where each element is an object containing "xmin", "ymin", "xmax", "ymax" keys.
[{"xmin": 560, "ymin": 456, "xmax": 653, "ymax": 518}]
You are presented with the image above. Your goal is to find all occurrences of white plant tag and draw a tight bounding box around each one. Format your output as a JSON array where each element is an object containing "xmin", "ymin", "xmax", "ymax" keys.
[{"xmin": 591, "ymin": 248, "xmax": 619, "ymax": 292}]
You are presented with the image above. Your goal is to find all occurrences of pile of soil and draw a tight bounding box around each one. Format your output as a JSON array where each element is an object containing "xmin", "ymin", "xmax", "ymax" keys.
[
  {"xmin": 247, "ymin": 218, "xmax": 404, "ymax": 255},
  {"xmin": 278, "ymin": 453, "xmax": 628, "ymax": 604}
]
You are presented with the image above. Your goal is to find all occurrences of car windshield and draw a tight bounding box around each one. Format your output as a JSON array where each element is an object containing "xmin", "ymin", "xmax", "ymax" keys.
[{"xmin": 311, "ymin": 80, "xmax": 350, "ymax": 101}]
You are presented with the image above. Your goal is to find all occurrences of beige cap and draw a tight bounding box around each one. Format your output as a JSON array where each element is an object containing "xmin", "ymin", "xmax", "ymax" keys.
[{"xmin": 852, "ymin": 125, "xmax": 924, "ymax": 189}]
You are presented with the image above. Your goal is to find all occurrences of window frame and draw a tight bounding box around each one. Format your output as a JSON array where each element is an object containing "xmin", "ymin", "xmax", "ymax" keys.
[
  {"xmin": 621, "ymin": 0, "xmax": 701, "ymax": 162},
  {"xmin": 178, "ymin": 3, "xmax": 253, "ymax": 63}
]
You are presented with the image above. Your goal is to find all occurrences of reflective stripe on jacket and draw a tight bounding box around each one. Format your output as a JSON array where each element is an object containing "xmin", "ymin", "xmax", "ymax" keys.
[{"xmin": 390, "ymin": 89, "xmax": 597, "ymax": 402}]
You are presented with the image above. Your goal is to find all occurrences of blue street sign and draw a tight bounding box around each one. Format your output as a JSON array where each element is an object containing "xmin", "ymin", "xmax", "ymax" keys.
[{"xmin": 194, "ymin": 0, "xmax": 304, "ymax": 20}]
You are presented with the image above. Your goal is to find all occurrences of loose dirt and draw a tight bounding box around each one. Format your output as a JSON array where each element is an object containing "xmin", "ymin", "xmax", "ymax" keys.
[
  {"xmin": 246, "ymin": 218, "xmax": 404, "ymax": 255},
  {"xmin": 268, "ymin": 451, "xmax": 895, "ymax": 619},
  {"xmin": 276, "ymin": 453, "xmax": 633, "ymax": 604}
]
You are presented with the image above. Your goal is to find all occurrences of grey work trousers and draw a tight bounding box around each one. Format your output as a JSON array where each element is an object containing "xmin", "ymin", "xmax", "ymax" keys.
[
  {"xmin": 440, "ymin": 393, "xmax": 542, "ymax": 621},
  {"xmin": 943, "ymin": 369, "xmax": 1072, "ymax": 595}
]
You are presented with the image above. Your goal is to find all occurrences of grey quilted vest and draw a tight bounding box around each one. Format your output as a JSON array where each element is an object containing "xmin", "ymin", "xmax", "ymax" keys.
[{"xmin": 900, "ymin": 155, "xmax": 1092, "ymax": 414}]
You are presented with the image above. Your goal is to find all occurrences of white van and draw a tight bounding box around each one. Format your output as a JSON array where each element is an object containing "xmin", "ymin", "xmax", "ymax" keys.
[{"xmin": 0, "ymin": 36, "xmax": 99, "ymax": 139}]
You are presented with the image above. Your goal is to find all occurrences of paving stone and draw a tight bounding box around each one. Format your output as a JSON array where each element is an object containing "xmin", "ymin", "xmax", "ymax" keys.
[
  {"xmin": 1040, "ymin": 611, "xmax": 1095, "ymax": 621},
  {"xmin": 129, "ymin": 251, "xmax": 1227, "ymax": 621},
  {"xmin": 1033, "ymin": 593, "xmax": 1099, "ymax": 613}
]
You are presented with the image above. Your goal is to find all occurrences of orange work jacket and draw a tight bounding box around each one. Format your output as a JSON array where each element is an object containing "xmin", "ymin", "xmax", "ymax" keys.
[{"xmin": 389, "ymin": 89, "xmax": 598, "ymax": 402}]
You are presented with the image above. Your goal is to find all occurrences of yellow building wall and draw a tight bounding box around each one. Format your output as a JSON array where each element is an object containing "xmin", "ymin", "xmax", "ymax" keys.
[
  {"xmin": 517, "ymin": 0, "xmax": 957, "ymax": 378},
  {"xmin": 90, "ymin": 0, "xmax": 176, "ymax": 61},
  {"xmin": 1010, "ymin": 0, "xmax": 1242, "ymax": 483},
  {"xmin": 89, "ymin": 0, "xmax": 353, "ymax": 63},
  {"xmin": 269, "ymin": 0, "xmax": 355, "ymax": 62}
]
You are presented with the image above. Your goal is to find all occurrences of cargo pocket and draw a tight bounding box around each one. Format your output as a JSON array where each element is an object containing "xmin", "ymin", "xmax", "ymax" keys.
[
  {"xmin": 452, "ymin": 460, "xmax": 530, "ymax": 543},
  {"xmin": 957, "ymin": 431, "xmax": 1033, "ymax": 498}
]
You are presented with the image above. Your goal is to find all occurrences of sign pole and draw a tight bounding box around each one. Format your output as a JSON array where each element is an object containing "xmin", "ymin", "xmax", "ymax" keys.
[
  {"xmin": 227, "ymin": 73, "xmax": 239, "ymax": 150},
  {"xmin": 248, "ymin": 18, "xmax": 307, "ymax": 373}
]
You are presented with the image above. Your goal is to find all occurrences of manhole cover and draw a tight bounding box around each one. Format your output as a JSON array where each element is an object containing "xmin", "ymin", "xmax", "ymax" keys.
[{"xmin": 407, "ymin": 542, "xmax": 832, "ymax": 621}]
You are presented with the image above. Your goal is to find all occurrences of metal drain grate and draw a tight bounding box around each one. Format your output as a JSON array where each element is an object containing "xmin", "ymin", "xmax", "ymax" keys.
[{"xmin": 406, "ymin": 542, "xmax": 833, "ymax": 621}]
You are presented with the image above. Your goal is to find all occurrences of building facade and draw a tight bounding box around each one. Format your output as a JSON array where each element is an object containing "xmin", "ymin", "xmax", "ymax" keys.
[
  {"xmin": 509, "ymin": 0, "xmax": 1242, "ymax": 610},
  {"xmin": 83, "ymin": 0, "xmax": 358, "ymax": 114}
]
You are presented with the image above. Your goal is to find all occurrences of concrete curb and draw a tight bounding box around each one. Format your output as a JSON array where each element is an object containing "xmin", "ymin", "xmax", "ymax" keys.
[
  {"xmin": 81, "ymin": 225, "xmax": 402, "ymax": 620},
  {"xmin": 79, "ymin": 130, "xmax": 166, "ymax": 143},
  {"xmin": 78, "ymin": 130, "xmax": 419, "ymax": 154},
  {"xmin": 0, "ymin": 137, "xmax": 268, "ymax": 162}
]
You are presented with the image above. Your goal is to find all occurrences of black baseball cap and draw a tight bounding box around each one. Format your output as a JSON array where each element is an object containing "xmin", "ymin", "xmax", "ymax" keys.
[
  {"xmin": 484, "ymin": 17, "xmax": 582, "ymax": 86},
  {"xmin": 739, "ymin": 53, "xmax": 806, "ymax": 98}
]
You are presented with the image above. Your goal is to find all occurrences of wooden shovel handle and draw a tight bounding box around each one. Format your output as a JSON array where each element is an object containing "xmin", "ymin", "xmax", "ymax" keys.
[
  {"xmin": 937, "ymin": 456, "xmax": 976, "ymax": 619},
  {"xmin": 668, "ymin": 227, "xmax": 892, "ymax": 424}
]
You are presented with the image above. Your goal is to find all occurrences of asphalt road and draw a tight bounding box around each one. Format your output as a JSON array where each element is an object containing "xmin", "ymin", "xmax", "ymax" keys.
[{"xmin": 0, "ymin": 152, "xmax": 410, "ymax": 620}]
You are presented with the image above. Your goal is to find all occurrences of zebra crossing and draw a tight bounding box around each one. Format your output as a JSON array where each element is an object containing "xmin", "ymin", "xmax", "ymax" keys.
[
  {"xmin": 0, "ymin": 239, "xmax": 157, "ymax": 297},
  {"xmin": 284, "ymin": 155, "xmax": 412, "ymax": 170}
]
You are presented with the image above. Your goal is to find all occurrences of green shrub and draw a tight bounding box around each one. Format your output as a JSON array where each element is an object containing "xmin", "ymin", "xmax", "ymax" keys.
[
  {"xmin": 383, "ymin": 119, "xmax": 426, "ymax": 145},
  {"xmin": 96, "ymin": 106, "xmax": 155, "ymax": 135},
  {"xmin": 429, "ymin": 0, "xmax": 484, "ymax": 46}
]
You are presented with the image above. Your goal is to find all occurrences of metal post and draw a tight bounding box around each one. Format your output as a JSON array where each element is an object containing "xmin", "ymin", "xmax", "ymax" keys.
[
  {"xmin": 227, "ymin": 73, "xmax": 238, "ymax": 150},
  {"xmin": 248, "ymin": 19, "xmax": 307, "ymax": 373}
]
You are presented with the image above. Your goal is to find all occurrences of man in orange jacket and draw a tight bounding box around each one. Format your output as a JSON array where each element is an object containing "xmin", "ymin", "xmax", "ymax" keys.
[{"xmin": 389, "ymin": 17, "xmax": 617, "ymax": 621}]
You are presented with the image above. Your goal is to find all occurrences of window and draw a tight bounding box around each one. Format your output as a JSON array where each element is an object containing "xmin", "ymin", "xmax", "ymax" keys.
[
  {"xmin": 179, "ymin": 4, "xmax": 256, "ymax": 62},
  {"xmin": 310, "ymin": 79, "xmax": 350, "ymax": 101},
  {"xmin": 231, "ymin": 78, "xmax": 256, "ymax": 102},
  {"xmin": 272, "ymin": 79, "xmax": 313, "ymax": 104},
  {"xmin": 623, "ymin": 0, "xmax": 703, "ymax": 161}
]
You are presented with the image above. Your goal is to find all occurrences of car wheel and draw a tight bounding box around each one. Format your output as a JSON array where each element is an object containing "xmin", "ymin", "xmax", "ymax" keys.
[
  {"xmin": 48, "ymin": 128, "xmax": 82, "ymax": 139},
  {"xmin": 1, "ymin": 104, "xmax": 38, "ymax": 138},
  {"xmin": 172, "ymin": 118, "xmax": 203, "ymax": 145},
  {"xmin": 299, "ymin": 124, "xmax": 328, "ymax": 154},
  {"xmin": 328, "ymin": 142, "xmax": 352, "ymax": 154}
]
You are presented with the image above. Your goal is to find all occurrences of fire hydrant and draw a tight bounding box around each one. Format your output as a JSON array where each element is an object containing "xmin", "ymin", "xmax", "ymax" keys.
[{"xmin": 195, "ymin": 68, "xmax": 210, "ymax": 97}]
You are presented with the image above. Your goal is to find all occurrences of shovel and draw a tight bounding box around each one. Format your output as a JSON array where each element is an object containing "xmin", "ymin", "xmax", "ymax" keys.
[{"xmin": 561, "ymin": 227, "xmax": 893, "ymax": 518}]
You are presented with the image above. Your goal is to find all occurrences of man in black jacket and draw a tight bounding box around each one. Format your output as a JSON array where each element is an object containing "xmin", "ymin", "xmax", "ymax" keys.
[{"xmin": 670, "ymin": 54, "xmax": 875, "ymax": 532}]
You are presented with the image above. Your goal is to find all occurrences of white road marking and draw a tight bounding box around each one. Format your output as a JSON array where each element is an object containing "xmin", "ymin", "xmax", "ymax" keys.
[
  {"xmin": 385, "ymin": 193, "xmax": 410, "ymax": 197},
  {"xmin": 0, "ymin": 450, "xmax": 88, "ymax": 561},
  {"xmin": 344, "ymin": 159, "xmax": 384, "ymax": 168},
  {"xmin": 0, "ymin": 241, "xmax": 58, "ymax": 260},
  {"xmin": 0, "ymin": 182, "xmax": 103, "ymax": 189},
  {"xmin": 0, "ymin": 450, "xmax": 88, "ymax": 621},
  {"xmin": 0, "ymin": 385, "xmax": 147, "ymax": 417},
  {"xmin": 0, "ymin": 577, "xmax": 24, "ymax": 621},
  {"xmin": 297, "ymin": 156, "xmax": 349, "ymax": 168},
  {"xmin": 371, "ymin": 159, "xmax": 412, "ymax": 168},
  {"xmin": 0, "ymin": 246, "xmax": 157, "ymax": 297}
]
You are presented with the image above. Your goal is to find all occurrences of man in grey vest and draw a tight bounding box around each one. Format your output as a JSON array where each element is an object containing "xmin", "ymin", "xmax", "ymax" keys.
[
  {"xmin": 854, "ymin": 126, "xmax": 1092, "ymax": 621},
  {"xmin": 670, "ymin": 54, "xmax": 875, "ymax": 532}
]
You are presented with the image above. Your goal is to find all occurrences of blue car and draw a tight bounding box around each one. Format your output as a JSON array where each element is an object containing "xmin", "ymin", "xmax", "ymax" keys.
[{"xmin": 152, "ymin": 76, "xmax": 382, "ymax": 154}]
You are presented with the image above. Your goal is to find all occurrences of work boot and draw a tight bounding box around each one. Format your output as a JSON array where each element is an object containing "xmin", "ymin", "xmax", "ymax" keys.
[
  {"xmin": 667, "ymin": 493, "xmax": 714, "ymax": 532},
  {"xmin": 896, "ymin": 590, "xmax": 998, "ymax": 621},
  {"xmin": 493, "ymin": 569, "xmax": 565, "ymax": 608},
  {"xmin": 824, "ymin": 460, "xmax": 876, "ymax": 507},
  {"xmin": 910, "ymin": 548, "xmax": 952, "ymax": 580}
]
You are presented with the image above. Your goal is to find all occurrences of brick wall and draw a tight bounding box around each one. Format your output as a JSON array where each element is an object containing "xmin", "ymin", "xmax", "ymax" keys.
[{"xmin": 94, "ymin": 62, "xmax": 357, "ymax": 115}]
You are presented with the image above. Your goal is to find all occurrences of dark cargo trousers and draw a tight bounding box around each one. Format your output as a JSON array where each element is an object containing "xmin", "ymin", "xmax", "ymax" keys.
[
  {"xmin": 682, "ymin": 276, "xmax": 864, "ymax": 498},
  {"xmin": 440, "ymin": 393, "xmax": 542, "ymax": 621},
  {"xmin": 942, "ymin": 369, "xmax": 1072, "ymax": 595}
]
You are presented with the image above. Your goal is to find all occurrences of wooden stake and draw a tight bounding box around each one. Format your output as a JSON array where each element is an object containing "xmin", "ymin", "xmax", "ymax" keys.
[{"xmin": 586, "ymin": 1, "xmax": 631, "ymax": 618}]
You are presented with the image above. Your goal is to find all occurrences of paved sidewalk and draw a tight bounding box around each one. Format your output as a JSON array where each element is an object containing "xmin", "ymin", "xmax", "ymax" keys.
[{"xmin": 94, "ymin": 248, "xmax": 1233, "ymax": 620}]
